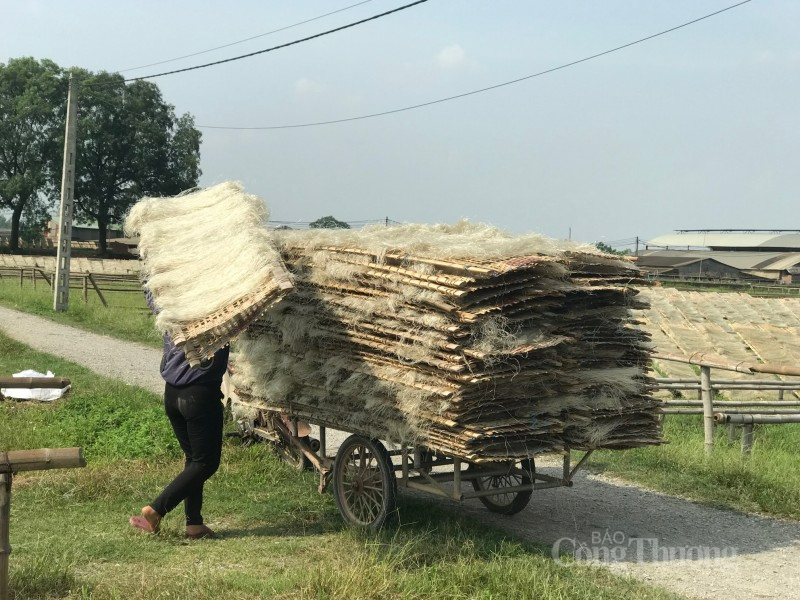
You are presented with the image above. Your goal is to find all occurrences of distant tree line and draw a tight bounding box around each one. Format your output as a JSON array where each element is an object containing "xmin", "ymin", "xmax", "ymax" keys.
[
  {"xmin": 0, "ymin": 57, "xmax": 201, "ymax": 253},
  {"xmin": 310, "ymin": 215, "xmax": 351, "ymax": 229},
  {"xmin": 594, "ymin": 241, "xmax": 631, "ymax": 256}
]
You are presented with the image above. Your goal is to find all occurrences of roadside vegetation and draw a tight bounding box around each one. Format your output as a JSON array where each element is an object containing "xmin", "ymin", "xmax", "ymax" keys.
[
  {"xmin": 0, "ymin": 332, "xmax": 680, "ymax": 599},
  {"xmin": 591, "ymin": 414, "xmax": 800, "ymax": 521},
  {"xmin": 0, "ymin": 277, "xmax": 158, "ymax": 347}
]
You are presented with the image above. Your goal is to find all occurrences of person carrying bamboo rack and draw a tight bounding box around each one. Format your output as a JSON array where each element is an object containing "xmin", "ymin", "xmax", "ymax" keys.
[{"xmin": 129, "ymin": 293, "xmax": 228, "ymax": 539}]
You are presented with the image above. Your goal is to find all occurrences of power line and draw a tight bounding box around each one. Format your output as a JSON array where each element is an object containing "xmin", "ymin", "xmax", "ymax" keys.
[
  {"xmin": 124, "ymin": 0, "xmax": 430, "ymax": 82},
  {"xmin": 117, "ymin": 0, "xmax": 378, "ymax": 73},
  {"xmin": 197, "ymin": 0, "xmax": 753, "ymax": 130}
]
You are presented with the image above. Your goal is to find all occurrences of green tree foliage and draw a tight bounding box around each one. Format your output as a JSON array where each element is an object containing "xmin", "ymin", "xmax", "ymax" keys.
[
  {"xmin": 0, "ymin": 60, "xmax": 201, "ymax": 253},
  {"xmin": 310, "ymin": 215, "xmax": 351, "ymax": 229},
  {"xmin": 19, "ymin": 203, "xmax": 50, "ymax": 244},
  {"xmin": 594, "ymin": 241, "xmax": 631, "ymax": 256},
  {"xmin": 73, "ymin": 71, "xmax": 201, "ymax": 253},
  {"xmin": 0, "ymin": 57, "xmax": 65, "ymax": 250}
]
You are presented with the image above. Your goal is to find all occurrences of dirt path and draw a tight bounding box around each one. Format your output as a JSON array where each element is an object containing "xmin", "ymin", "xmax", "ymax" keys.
[{"xmin": 1, "ymin": 305, "xmax": 798, "ymax": 600}]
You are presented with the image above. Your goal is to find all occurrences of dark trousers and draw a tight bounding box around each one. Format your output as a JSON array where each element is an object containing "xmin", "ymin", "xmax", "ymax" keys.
[{"xmin": 149, "ymin": 382, "xmax": 224, "ymax": 526}]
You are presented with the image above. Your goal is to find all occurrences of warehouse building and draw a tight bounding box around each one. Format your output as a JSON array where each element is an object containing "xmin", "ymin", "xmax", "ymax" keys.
[{"xmin": 637, "ymin": 230, "xmax": 800, "ymax": 283}]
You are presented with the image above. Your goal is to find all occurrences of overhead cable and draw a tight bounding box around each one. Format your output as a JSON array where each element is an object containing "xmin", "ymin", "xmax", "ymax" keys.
[
  {"xmin": 197, "ymin": 0, "xmax": 752, "ymax": 130},
  {"xmin": 124, "ymin": 0, "xmax": 430, "ymax": 82},
  {"xmin": 118, "ymin": 0, "xmax": 377, "ymax": 73}
]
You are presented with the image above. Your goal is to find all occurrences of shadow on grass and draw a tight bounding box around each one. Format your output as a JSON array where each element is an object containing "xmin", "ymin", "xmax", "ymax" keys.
[{"xmin": 9, "ymin": 560, "xmax": 92, "ymax": 600}]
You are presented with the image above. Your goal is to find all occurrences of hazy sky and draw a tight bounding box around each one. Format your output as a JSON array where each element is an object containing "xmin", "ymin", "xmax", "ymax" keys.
[{"xmin": 2, "ymin": 0, "xmax": 796, "ymax": 249}]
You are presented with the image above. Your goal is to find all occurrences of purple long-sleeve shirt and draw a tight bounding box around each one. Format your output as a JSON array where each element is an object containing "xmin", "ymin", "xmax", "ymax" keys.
[{"xmin": 146, "ymin": 292, "xmax": 229, "ymax": 387}]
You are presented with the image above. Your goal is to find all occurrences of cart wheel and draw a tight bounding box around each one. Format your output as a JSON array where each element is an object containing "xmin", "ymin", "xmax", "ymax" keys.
[
  {"xmin": 276, "ymin": 441, "xmax": 307, "ymax": 471},
  {"xmin": 276, "ymin": 436, "xmax": 319, "ymax": 472},
  {"xmin": 333, "ymin": 435, "xmax": 396, "ymax": 530},
  {"xmin": 471, "ymin": 459, "xmax": 534, "ymax": 515}
]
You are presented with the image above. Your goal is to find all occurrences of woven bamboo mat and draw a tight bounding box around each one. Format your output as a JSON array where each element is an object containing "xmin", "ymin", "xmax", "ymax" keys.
[
  {"xmin": 173, "ymin": 267, "xmax": 294, "ymax": 366},
  {"xmin": 231, "ymin": 243, "xmax": 662, "ymax": 458}
]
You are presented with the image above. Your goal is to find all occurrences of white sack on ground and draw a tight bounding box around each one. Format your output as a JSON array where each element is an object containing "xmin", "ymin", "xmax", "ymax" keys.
[
  {"xmin": 124, "ymin": 182, "xmax": 293, "ymax": 365},
  {"xmin": 1, "ymin": 370, "xmax": 70, "ymax": 402}
]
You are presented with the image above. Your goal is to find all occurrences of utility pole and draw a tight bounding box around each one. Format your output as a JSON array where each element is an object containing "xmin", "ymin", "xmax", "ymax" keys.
[
  {"xmin": 54, "ymin": 74, "xmax": 78, "ymax": 312},
  {"xmin": 635, "ymin": 236, "xmax": 639, "ymax": 256}
]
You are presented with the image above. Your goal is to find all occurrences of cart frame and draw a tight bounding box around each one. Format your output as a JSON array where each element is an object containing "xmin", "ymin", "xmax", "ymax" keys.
[{"xmin": 236, "ymin": 408, "xmax": 594, "ymax": 529}]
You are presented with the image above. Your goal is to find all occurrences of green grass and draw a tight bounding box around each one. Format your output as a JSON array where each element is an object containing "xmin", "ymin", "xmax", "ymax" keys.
[
  {"xmin": 0, "ymin": 276, "xmax": 159, "ymax": 347},
  {"xmin": 0, "ymin": 333, "xmax": 680, "ymax": 599},
  {"xmin": 591, "ymin": 414, "xmax": 800, "ymax": 520}
]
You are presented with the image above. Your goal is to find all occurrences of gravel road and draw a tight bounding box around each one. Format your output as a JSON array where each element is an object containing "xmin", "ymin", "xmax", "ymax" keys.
[{"xmin": 2, "ymin": 305, "xmax": 798, "ymax": 600}]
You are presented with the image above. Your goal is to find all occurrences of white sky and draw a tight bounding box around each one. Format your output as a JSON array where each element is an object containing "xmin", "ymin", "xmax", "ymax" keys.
[{"xmin": 1, "ymin": 0, "xmax": 796, "ymax": 249}]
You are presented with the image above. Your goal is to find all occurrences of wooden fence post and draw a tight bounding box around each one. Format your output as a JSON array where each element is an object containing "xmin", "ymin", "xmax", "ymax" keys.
[
  {"xmin": 741, "ymin": 424, "xmax": 754, "ymax": 455},
  {"xmin": 0, "ymin": 474, "xmax": 9, "ymax": 600},
  {"xmin": 0, "ymin": 448, "xmax": 85, "ymax": 600},
  {"xmin": 701, "ymin": 365, "xmax": 714, "ymax": 454},
  {"xmin": 86, "ymin": 274, "xmax": 108, "ymax": 308}
]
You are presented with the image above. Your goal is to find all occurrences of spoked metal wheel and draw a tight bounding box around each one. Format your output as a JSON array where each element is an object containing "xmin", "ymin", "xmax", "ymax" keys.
[
  {"xmin": 471, "ymin": 458, "xmax": 534, "ymax": 515},
  {"xmin": 333, "ymin": 435, "xmax": 396, "ymax": 530}
]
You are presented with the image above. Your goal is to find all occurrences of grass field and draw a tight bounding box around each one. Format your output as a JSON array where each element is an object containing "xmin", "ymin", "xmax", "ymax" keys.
[
  {"xmin": 590, "ymin": 414, "xmax": 800, "ymax": 521},
  {"xmin": 0, "ymin": 333, "xmax": 680, "ymax": 599},
  {"xmin": 0, "ymin": 276, "xmax": 158, "ymax": 347}
]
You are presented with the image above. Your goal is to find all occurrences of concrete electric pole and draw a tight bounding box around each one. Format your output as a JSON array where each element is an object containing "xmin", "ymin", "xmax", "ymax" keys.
[{"xmin": 53, "ymin": 74, "xmax": 78, "ymax": 312}]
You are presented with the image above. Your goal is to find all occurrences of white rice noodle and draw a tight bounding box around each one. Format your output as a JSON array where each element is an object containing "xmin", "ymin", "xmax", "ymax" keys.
[{"xmin": 124, "ymin": 181, "xmax": 287, "ymax": 335}]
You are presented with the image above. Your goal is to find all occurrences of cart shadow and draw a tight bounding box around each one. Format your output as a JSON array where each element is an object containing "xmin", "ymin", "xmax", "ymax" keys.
[{"xmin": 406, "ymin": 463, "xmax": 800, "ymax": 565}]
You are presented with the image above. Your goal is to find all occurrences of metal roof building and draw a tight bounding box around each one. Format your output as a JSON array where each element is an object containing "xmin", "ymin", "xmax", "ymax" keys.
[
  {"xmin": 638, "ymin": 231, "xmax": 800, "ymax": 283},
  {"xmin": 646, "ymin": 231, "xmax": 800, "ymax": 252}
]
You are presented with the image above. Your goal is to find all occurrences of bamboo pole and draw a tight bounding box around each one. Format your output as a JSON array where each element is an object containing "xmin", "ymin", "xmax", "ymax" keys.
[
  {"xmin": 0, "ymin": 474, "xmax": 9, "ymax": 600},
  {"xmin": 663, "ymin": 400, "xmax": 800, "ymax": 407},
  {"xmin": 658, "ymin": 385, "xmax": 800, "ymax": 391},
  {"xmin": 714, "ymin": 413, "xmax": 800, "ymax": 425},
  {"xmin": 750, "ymin": 363, "xmax": 800, "ymax": 377},
  {"xmin": 742, "ymin": 424, "xmax": 754, "ymax": 455},
  {"xmin": 0, "ymin": 448, "xmax": 85, "ymax": 474},
  {"xmin": 655, "ymin": 352, "xmax": 800, "ymax": 377},
  {"xmin": 0, "ymin": 377, "xmax": 70, "ymax": 389},
  {"xmin": 656, "ymin": 378, "xmax": 800, "ymax": 386},
  {"xmin": 0, "ymin": 448, "xmax": 84, "ymax": 600},
  {"xmin": 664, "ymin": 408, "xmax": 800, "ymax": 415},
  {"xmin": 701, "ymin": 366, "xmax": 714, "ymax": 454},
  {"xmin": 728, "ymin": 423, "xmax": 737, "ymax": 444}
]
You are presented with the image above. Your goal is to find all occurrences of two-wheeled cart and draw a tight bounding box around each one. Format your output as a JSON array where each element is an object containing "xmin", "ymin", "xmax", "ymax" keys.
[{"xmin": 234, "ymin": 408, "xmax": 594, "ymax": 530}]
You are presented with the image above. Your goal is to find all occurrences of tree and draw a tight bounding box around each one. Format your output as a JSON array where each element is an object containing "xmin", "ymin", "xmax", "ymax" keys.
[
  {"xmin": 73, "ymin": 71, "xmax": 201, "ymax": 253},
  {"xmin": 595, "ymin": 241, "xmax": 631, "ymax": 256},
  {"xmin": 0, "ymin": 57, "xmax": 65, "ymax": 250},
  {"xmin": 310, "ymin": 215, "xmax": 350, "ymax": 229},
  {"xmin": 19, "ymin": 203, "xmax": 50, "ymax": 245}
]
